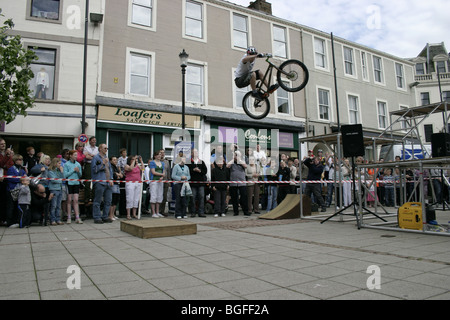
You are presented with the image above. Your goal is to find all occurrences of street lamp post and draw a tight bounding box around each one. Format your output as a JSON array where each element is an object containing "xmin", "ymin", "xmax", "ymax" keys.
[
  {"xmin": 82, "ymin": 0, "xmax": 89, "ymax": 134},
  {"xmin": 179, "ymin": 49, "xmax": 189, "ymax": 137}
]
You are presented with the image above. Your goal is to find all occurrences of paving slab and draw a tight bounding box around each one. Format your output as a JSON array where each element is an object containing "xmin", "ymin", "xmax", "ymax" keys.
[{"xmin": 0, "ymin": 209, "xmax": 449, "ymax": 302}]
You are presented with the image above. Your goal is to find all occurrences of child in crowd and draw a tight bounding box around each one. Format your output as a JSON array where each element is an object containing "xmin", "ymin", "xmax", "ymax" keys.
[
  {"xmin": 17, "ymin": 176, "xmax": 31, "ymax": 228},
  {"xmin": 383, "ymin": 168, "xmax": 395, "ymax": 207},
  {"xmin": 48, "ymin": 158, "xmax": 64, "ymax": 225},
  {"xmin": 366, "ymin": 172, "xmax": 378, "ymax": 208},
  {"xmin": 64, "ymin": 150, "xmax": 83, "ymax": 224}
]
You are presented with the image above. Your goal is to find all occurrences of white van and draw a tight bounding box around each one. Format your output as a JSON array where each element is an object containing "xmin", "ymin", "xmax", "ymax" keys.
[{"xmin": 379, "ymin": 144, "xmax": 432, "ymax": 161}]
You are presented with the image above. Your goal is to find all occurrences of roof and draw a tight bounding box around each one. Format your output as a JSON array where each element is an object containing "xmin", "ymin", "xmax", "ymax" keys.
[
  {"xmin": 299, "ymin": 133, "xmax": 402, "ymax": 147},
  {"xmin": 389, "ymin": 102, "xmax": 450, "ymax": 118}
]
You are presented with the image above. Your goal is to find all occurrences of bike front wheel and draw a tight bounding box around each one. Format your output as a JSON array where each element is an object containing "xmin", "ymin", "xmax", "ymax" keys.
[
  {"xmin": 277, "ymin": 59, "xmax": 309, "ymax": 92},
  {"xmin": 242, "ymin": 92, "xmax": 270, "ymax": 120}
]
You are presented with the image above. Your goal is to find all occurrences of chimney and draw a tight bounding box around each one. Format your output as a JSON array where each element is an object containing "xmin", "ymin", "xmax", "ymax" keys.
[{"xmin": 248, "ymin": 0, "xmax": 272, "ymax": 15}]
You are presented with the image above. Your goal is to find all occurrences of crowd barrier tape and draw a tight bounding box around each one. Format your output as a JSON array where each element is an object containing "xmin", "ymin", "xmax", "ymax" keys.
[{"xmin": 1, "ymin": 175, "xmax": 436, "ymax": 185}]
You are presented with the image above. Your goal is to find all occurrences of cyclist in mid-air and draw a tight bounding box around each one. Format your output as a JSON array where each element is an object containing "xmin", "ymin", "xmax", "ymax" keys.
[{"xmin": 234, "ymin": 46, "xmax": 279, "ymax": 100}]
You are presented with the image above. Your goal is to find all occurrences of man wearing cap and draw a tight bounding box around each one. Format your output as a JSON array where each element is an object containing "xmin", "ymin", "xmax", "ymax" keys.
[{"xmin": 317, "ymin": 149, "xmax": 326, "ymax": 166}]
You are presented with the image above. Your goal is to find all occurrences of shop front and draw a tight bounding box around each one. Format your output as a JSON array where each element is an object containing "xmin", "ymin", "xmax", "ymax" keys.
[
  {"xmin": 96, "ymin": 105, "xmax": 201, "ymax": 162},
  {"xmin": 208, "ymin": 123, "xmax": 300, "ymax": 162}
]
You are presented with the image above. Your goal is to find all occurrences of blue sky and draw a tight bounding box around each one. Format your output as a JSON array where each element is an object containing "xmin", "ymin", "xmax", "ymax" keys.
[{"xmin": 228, "ymin": 0, "xmax": 450, "ymax": 58}]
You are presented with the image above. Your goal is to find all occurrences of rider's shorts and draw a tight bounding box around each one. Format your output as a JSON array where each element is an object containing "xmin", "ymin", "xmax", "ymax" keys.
[{"xmin": 234, "ymin": 70, "xmax": 260, "ymax": 88}]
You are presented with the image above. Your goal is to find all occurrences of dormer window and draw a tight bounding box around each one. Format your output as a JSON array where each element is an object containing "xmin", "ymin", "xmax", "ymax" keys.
[
  {"xmin": 436, "ymin": 61, "xmax": 447, "ymax": 74},
  {"xmin": 415, "ymin": 62, "xmax": 426, "ymax": 75}
]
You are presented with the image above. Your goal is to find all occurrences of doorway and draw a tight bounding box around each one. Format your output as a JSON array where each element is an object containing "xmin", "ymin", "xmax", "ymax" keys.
[{"xmin": 108, "ymin": 131, "xmax": 153, "ymax": 162}]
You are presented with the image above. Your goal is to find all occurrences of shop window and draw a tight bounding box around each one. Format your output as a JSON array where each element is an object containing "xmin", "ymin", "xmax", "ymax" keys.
[
  {"xmin": 420, "ymin": 92, "xmax": 430, "ymax": 106},
  {"xmin": 129, "ymin": 53, "xmax": 151, "ymax": 96},
  {"xmin": 314, "ymin": 37, "xmax": 327, "ymax": 69},
  {"xmin": 318, "ymin": 89, "xmax": 330, "ymax": 121},
  {"xmin": 234, "ymin": 86, "xmax": 248, "ymax": 109},
  {"xmin": 131, "ymin": 0, "xmax": 153, "ymax": 27},
  {"xmin": 373, "ymin": 56, "xmax": 384, "ymax": 83},
  {"xmin": 395, "ymin": 63, "xmax": 405, "ymax": 89},
  {"xmin": 424, "ymin": 124, "xmax": 433, "ymax": 143},
  {"xmin": 361, "ymin": 52, "xmax": 369, "ymax": 81},
  {"xmin": 186, "ymin": 63, "xmax": 204, "ymax": 104},
  {"xmin": 233, "ymin": 13, "xmax": 248, "ymax": 50},
  {"xmin": 277, "ymin": 83, "xmax": 290, "ymax": 114},
  {"xmin": 273, "ymin": 25, "xmax": 287, "ymax": 58},
  {"xmin": 343, "ymin": 47, "xmax": 355, "ymax": 76},
  {"xmin": 109, "ymin": 131, "xmax": 152, "ymax": 162},
  {"xmin": 29, "ymin": 47, "xmax": 56, "ymax": 100},
  {"xmin": 185, "ymin": 0, "xmax": 204, "ymax": 39},
  {"xmin": 348, "ymin": 95, "xmax": 360, "ymax": 124},
  {"xmin": 377, "ymin": 101, "xmax": 387, "ymax": 129},
  {"xmin": 30, "ymin": 0, "xmax": 61, "ymax": 21}
]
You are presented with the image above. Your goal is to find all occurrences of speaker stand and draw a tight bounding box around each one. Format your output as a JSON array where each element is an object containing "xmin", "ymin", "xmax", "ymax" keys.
[{"xmin": 320, "ymin": 156, "xmax": 388, "ymax": 229}]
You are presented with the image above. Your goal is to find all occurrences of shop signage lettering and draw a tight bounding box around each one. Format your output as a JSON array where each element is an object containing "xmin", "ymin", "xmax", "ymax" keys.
[
  {"xmin": 244, "ymin": 129, "xmax": 271, "ymax": 143},
  {"xmin": 114, "ymin": 108, "xmax": 162, "ymax": 121},
  {"xmin": 97, "ymin": 106, "xmax": 200, "ymax": 129},
  {"xmin": 216, "ymin": 126, "xmax": 296, "ymax": 150}
]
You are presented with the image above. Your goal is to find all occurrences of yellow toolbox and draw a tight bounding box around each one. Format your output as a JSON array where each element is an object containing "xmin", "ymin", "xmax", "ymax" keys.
[{"xmin": 398, "ymin": 202, "xmax": 423, "ymax": 230}]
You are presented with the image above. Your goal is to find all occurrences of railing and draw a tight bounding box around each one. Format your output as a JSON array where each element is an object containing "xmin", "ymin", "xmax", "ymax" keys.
[{"xmin": 415, "ymin": 72, "xmax": 450, "ymax": 82}]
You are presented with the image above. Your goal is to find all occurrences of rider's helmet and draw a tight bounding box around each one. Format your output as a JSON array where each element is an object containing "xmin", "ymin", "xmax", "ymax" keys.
[{"xmin": 247, "ymin": 46, "xmax": 258, "ymax": 55}]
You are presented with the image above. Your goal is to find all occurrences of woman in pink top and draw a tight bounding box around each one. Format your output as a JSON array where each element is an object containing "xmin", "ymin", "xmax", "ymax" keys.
[
  {"xmin": 124, "ymin": 155, "xmax": 145, "ymax": 219},
  {"xmin": 75, "ymin": 142, "xmax": 86, "ymax": 166}
]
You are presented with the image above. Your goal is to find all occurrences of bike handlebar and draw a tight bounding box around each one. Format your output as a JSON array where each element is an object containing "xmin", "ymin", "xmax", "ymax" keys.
[{"xmin": 258, "ymin": 53, "xmax": 273, "ymax": 58}]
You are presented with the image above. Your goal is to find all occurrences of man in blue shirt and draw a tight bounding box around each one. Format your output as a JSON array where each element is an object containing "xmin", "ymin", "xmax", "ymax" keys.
[{"xmin": 91, "ymin": 144, "xmax": 113, "ymax": 223}]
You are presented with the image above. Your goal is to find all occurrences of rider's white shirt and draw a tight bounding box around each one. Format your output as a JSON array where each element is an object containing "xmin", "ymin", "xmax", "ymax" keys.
[{"xmin": 234, "ymin": 54, "xmax": 255, "ymax": 78}]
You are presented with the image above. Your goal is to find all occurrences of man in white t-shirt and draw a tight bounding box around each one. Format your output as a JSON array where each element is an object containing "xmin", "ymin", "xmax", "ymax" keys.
[
  {"xmin": 253, "ymin": 144, "xmax": 266, "ymax": 164},
  {"xmin": 234, "ymin": 46, "xmax": 279, "ymax": 100}
]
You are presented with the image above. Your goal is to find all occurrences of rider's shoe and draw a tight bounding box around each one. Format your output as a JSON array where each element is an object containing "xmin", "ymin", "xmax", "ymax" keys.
[
  {"xmin": 251, "ymin": 90, "xmax": 264, "ymax": 101},
  {"xmin": 268, "ymin": 84, "xmax": 279, "ymax": 94}
]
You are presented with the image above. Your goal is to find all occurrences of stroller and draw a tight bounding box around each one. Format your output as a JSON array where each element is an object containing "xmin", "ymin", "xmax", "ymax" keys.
[{"xmin": 204, "ymin": 183, "xmax": 228, "ymax": 214}]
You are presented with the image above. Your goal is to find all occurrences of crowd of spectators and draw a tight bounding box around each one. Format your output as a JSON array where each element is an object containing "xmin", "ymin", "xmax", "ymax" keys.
[{"xmin": 1, "ymin": 135, "xmax": 447, "ymax": 228}]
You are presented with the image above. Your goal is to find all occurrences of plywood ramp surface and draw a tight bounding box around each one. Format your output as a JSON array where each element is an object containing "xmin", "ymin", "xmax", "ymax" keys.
[
  {"xmin": 259, "ymin": 194, "xmax": 302, "ymax": 220},
  {"xmin": 120, "ymin": 218, "xmax": 197, "ymax": 239}
]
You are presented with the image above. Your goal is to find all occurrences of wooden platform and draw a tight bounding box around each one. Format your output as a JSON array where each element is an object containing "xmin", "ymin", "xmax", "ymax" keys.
[{"xmin": 120, "ymin": 218, "xmax": 197, "ymax": 239}]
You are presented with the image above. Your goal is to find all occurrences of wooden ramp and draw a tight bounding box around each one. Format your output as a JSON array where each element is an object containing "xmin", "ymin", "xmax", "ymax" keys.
[
  {"xmin": 120, "ymin": 218, "xmax": 197, "ymax": 239},
  {"xmin": 259, "ymin": 194, "xmax": 312, "ymax": 220}
]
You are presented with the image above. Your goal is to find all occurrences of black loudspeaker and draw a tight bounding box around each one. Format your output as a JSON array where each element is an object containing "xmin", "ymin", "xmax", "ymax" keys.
[
  {"xmin": 341, "ymin": 124, "xmax": 365, "ymax": 157},
  {"xmin": 431, "ymin": 133, "xmax": 450, "ymax": 157}
]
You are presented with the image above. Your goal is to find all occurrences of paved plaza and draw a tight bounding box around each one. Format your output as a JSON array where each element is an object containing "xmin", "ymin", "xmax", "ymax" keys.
[{"xmin": 1, "ymin": 210, "xmax": 449, "ymax": 301}]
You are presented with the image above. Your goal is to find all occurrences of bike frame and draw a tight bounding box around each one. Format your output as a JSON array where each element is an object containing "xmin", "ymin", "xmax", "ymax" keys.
[{"xmin": 256, "ymin": 56, "xmax": 288, "ymax": 95}]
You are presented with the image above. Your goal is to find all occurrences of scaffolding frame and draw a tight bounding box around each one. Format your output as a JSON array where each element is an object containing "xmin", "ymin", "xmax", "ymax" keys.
[
  {"xmin": 379, "ymin": 102, "xmax": 450, "ymax": 158},
  {"xmin": 298, "ymin": 102, "xmax": 450, "ymax": 235},
  {"xmin": 298, "ymin": 133, "xmax": 402, "ymax": 222},
  {"xmin": 357, "ymin": 157, "xmax": 450, "ymax": 237}
]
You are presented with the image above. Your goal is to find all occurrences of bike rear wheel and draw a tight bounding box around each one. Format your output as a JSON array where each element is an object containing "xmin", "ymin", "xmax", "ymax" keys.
[
  {"xmin": 277, "ymin": 59, "xmax": 309, "ymax": 92},
  {"xmin": 242, "ymin": 91, "xmax": 270, "ymax": 120}
]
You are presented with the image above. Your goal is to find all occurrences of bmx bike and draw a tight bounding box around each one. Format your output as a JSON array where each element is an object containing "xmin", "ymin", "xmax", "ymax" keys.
[{"xmin": 242, "ymin": 54, "xmax": 309, "ymax": 120}]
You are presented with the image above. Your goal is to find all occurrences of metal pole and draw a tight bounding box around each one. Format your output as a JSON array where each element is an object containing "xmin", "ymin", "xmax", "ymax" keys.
[
  {"xmin": 437, "ymin": 66, "xmax": 446, "ymax": 133},
  {"xmin": 331, "ymin": 33, "xmax": 340, "ymax": 131},
  {"xmin": 81, "ymin": 0, "xmax": 89, "ymax": 134},
  {"xmin": 181, "ymin": 65, "xmax": 186, "ymax": 133}
]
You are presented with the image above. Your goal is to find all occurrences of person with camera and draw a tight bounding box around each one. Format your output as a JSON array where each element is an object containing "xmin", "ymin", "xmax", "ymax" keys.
[
  {"xmin": 124, "ymin": 154, "xmax": 145, "ymax": 220},
  {"xmin": 91, "ymin": 144, "xmax": 114, "ymax": 224},
  {"xmin": 0, "ymin": 138, "xmax": 14, "ymax": 226},
  {"xmin": 187, "ymin": 148, "xmax": 208, "ymax": 218},
  {"xmin": 303, "ymin": 155, "xmax": 327, "ymax": 213},
  {"xmin": 5, "ymin": 154, "xmax": 27, "ymax": 227}
]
